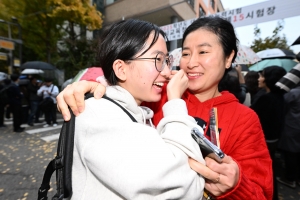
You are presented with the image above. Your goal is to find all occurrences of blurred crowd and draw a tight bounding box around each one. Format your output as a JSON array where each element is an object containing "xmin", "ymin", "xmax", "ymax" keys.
[
  {"xmin": 0, "ymin": 74, "xmax": 59, "ymax": 132},
  {"xmin": 220, "ymin": 64, "xmax": 300, "ymax": 197}
]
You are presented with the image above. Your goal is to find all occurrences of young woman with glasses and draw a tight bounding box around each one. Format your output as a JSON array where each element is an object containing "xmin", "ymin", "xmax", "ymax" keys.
[{"xmin": 68, "ymin": 19, "xmax": 206, "ymax": 199}]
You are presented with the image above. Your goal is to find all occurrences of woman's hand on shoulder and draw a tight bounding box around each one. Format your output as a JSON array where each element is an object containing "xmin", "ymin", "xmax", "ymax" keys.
[
  {"xmin": 189, "ymin": 155, "xmax": 239, "ymax": 197},
  {"xmin": 167, "ymin": 69, "xmax": 188, "ymax": 100},
  {"xmin": 56, "ymin": 80, "xmax": 106, "ymax": 120}
]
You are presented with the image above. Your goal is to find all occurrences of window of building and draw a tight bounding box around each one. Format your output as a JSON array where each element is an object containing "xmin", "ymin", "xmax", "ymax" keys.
[
  {"xmin": 106, "ymin": 0, "xmax": 118, "ymax": 5},
  {"xmin": 199, "ymin": 6, "xmax": 206, "ymax": 17},
  {"xmin": 93, "ymin": 0, "xmax": 105, "ymax": 12},
  {"xmin": 210, "ymin": 0, "xmax": 215, "ymax": 9},
  {"xmin": 187, "ymin": 0, "xmax": 195, "ymax": 8}
]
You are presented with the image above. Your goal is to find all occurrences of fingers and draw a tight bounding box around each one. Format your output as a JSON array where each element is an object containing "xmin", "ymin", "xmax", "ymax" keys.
[
  {"xmin": 188, "ymin": 158, "xmax": 220, "ymax": 181},
  {"xmin": 65, "ymin": 83, "xmax": 85, "ymax": 116},
  {"xmin": 205, "ymin": 155, "xmax": 240, "ymax": 189},
  {"xmin": 205, "ymin": 155, "xmax": 232, "ymax": 170},
  {"xmin": 56, "ymin": 89, "xmax": 72, "ymax": 121},
  {"xmin": 235, "ymin": 64, "xmax": 242, "ymax": 72},
  {"xmin": 70, "ymin": 80, "xmax": 101, "ymax": 113},
  {"xmin": 92, "ymin": 83, "xmax": 106, "ymax": 99},
  {"xmin": 171, "ymin": 69, "xmax": 179, "ymax": 75},
  {"xmin": 56, "ymin": 80, "xmax": 102, "ymax": 120},
  {"xmin": 167, "ymin": 73, "xmax": 184, "ymax": 100},
  {"xmin": 204, "ymin": 182, "xmax": 224, "ymax": 197},
  {"xmin": 219, "ymin": 155, "xmax": 233, "ymax": 163}
]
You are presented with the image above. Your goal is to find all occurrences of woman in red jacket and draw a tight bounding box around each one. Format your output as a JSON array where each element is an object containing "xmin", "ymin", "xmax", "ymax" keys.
[{"xmin": 57, "ymin": 16, "xmax": 273, "ymax": 200}]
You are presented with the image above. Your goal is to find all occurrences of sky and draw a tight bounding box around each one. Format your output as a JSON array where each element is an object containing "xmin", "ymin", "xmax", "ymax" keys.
[{"xmin": 221, "ymin": 0, "xmax": 300, "ymax": 54}]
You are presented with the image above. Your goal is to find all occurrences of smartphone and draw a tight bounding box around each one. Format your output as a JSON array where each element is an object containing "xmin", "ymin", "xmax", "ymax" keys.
[{"xmin": 191, "ymin": 127, "xmax": 225, "ymax": 163}]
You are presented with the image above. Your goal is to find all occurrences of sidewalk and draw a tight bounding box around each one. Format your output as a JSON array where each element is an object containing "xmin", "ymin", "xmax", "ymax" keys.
[{"xmin": 275, "ymin": 151, "xmax": 300, "ymax": 200}]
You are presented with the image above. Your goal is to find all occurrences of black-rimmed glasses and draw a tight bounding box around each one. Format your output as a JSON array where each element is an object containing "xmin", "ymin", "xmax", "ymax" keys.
[{"xmin": 128, "ymin": 52, "xmax": 173, "ymax": 72}]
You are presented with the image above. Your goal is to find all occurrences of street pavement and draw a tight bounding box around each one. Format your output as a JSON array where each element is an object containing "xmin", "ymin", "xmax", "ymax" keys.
[
  {"xmin": 0, "ymin": 115, "xmax": 63, "ymax": 200},
  {"xmin": 0, "ymin": 114, "xmax": 300, "ymax": 200}
]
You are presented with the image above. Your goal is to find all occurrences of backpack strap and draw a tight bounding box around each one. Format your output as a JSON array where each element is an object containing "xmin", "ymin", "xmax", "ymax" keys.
[
  {"xmin": 103, "ymin": 95, "xmax": 137, "ymax": 122},
  {"xmin": 85, "ymin": 93, "xmax": 137, "ymax": 122},
  {"xmin": 38, "ymin": 93, "xmax": 137, "ymax": 200}
]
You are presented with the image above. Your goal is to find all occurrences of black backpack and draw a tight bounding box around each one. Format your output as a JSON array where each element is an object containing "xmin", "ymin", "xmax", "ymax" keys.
[{"xmin": 37, "ymin": 94, "xmax": 137, "ymax": 200}]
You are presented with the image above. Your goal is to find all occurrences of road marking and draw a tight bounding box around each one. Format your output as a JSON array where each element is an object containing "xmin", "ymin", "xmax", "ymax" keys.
[
  {"xmin": 21, "ymin": 122, "xmax": 47, "ymax": 127},
  {"xmin": 6, "ymin": 119, "xmax": 64, "ymax": 126},
  {"xmin": 41, "ymin": 133, "xmax": 60, "ymax": 142},
  {"xmin": 25, "ymin": 125, "xmax": 62, "ymax": 134}
]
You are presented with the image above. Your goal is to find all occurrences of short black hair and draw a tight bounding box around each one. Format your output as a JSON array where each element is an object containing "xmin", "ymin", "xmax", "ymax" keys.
[
  {"xmin": 29, "ymin": 76, "xmax": 37, "ymax": 81},
  {"xmin": 44, "ymin": 77, "xmax": 53, "ymax": 82},
  {"xmin": 218, "ymin": 74, "xmax": 241, "ymax": 99},
  {"xmin": 262, "ymin": 66, "xmax": 286, "ymax": 93},
  {"xmin": 10, "ymin": 74, "xmax": 19, "ymax": 82},
  {"xmin": 245, "ymin": 71, "xmax": 259, "ymax": 96},
  {"xmin": 97, "ymin": 19, "xmax": 168, "ymax": 85}
]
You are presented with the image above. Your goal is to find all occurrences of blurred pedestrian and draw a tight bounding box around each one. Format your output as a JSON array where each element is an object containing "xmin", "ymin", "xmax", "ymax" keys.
[
  {"xmin": 7, "ymin": 74, "xmax": 24, "ymax": 132},
  {"xmin": 3, "ymin": 79, "xmax": 12, "ymax": 119},
  {"xmin": 0, "ymin": 79, "xmax": 10, "ymax": 128},
  {"xmin": 19, "ymin": 80, "xmax": 29, "ymax": 124},
  {"xmin": 245, "ymin": 71, "xmax": 261, "ymax": 105},
  {"xmin": 251, "ymin": 65, "xmax": 287, "ymax": 200},
  {"xmin": 27, "ymin": 77, "xmax": 42, "ymax": 126},
  {"xmin": 37, "ymin": 78, "xmax": 59, "ymax": 127},
  {"xmin": 219, "ymin": 64, "xmax": 249, "ymax": 105},
  {"xmin": 277, "ymin": 82, "xmax": 300, "ymax": 188}
]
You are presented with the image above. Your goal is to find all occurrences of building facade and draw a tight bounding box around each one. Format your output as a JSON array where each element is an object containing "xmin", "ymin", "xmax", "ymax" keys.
[
  {"xmin": 94, "ymin": 0, "xmax": 224, "ymax": 25},
  {"xmin": 92, "ymin": 0, "xmax": 224, "ymax": 49}
]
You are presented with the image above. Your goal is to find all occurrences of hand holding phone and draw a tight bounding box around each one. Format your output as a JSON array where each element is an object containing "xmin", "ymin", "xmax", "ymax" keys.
[{"xmin": 191, "ymin": 127, "xmax": 225, "ymax": 163}]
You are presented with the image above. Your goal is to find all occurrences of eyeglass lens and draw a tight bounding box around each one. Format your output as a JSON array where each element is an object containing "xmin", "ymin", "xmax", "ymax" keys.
[{"xmin": 155, "ymin": 52, "xmax": 172, "ymax": 72}]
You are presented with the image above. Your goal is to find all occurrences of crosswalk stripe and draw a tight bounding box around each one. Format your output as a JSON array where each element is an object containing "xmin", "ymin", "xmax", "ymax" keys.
[
  {"xmin": 5, "ymin": 119, "xmax": 64, "ymax": 125},
  {"xmin": 41, "ymin": 133, "xmax": 60, "ymax": 142},
  {"xmin": 21, "ymin": 122, "xmax": 49, "ymax": 127},
  {"xmin": 26, "ymin": 125, "xmax": 63, "ymax": 134}
]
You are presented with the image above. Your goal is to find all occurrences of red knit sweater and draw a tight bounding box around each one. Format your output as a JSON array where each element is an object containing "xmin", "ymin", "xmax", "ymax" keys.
[{"xmin": 143, "ymin": 87, "xmax": 273, "ymax": 200}]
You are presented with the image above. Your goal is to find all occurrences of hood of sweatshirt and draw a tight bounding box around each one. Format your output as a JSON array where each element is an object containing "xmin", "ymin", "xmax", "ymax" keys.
[
  {"xmin": 183, "ymin": 90, "xmax": 238, "ymax": 110},
  {"xmin": 106, "ymin": 86, "xmax": 154, "ymax": 127},
  {"xmin": 182, "ymin": 90, "xmax": 239, "ymax": 136}
]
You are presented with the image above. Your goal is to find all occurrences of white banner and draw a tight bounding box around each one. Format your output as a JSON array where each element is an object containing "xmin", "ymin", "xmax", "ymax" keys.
[{"xmin": 161, "ymin": 0, "xmax": 300, "ymax": 41}]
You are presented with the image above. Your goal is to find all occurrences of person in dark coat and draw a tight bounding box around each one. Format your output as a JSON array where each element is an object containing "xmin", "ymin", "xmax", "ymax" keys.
[
  {"xmin": 27, "ymin": 77, "xmax": 42, "ymax": 126},
  {"xmin": 277, "ymin": 83, "xmax": 300, "ymax": 188},
  {"xmin": 250, "ymin": 66, "xmax": 287, "ymax": 200},
  {"xmin": 245, "ymin": 71, "xmax": 267, "ymax": 105},
  {"xmin": 3, "ymin": 79, "xmax": 12, "ymax": 119},
  {"xmin": 0, "ymin": 79, "xmax": 9, "ymax": 128},
  {"xmin": 7, "ymin": 74, "xmax": 24, "ymax": 132}
]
